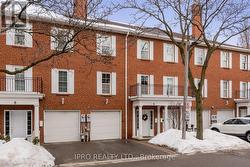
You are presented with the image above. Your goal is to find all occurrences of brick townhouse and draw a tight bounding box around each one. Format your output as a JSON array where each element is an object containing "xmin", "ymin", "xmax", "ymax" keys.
[{"xmin": 0, "ymin": 0, "xmax": 249, "ymax": 143}]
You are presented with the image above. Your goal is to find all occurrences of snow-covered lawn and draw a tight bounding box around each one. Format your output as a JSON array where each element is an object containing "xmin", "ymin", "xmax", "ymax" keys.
[
  {"xmin": 0, "ymin": 138, "xmax": 55, "ymax": 167},
  {"xmin": 149, "ymin": 129, "xmax": 250, "ymax": 154}
]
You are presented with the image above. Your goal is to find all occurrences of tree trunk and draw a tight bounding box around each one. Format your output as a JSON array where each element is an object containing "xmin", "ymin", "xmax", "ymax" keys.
[{"xmin": 196, "ymin": 92, "xmax": 203, "ymax": 140}]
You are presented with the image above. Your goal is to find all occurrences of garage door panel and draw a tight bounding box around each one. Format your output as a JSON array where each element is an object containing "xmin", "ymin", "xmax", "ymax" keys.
[
  {"xmin": 190, "ymin": 110, "xmax": 210, "ymax": 129},
  {"xmin": 91, "ymin": 111, "xmax": 121, "ymax": 141},
  {"xmin": 217, "ymin": 110, "xmax": 234, "ymax": 123},
  {"xmin": 45, "ymin": 111, "xmax": 80, "ymax": 143}
]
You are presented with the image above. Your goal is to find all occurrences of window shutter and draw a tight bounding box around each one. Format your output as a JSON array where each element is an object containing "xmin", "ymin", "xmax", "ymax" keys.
[
  {"xmin": 68, "ymin": 70, "xmax": 74, "ymax": 94},
  {"xmin": 96, "ymin": 34, "xmax": 102, "ymax": 55},
  {"xmin": 96, "ymin": 71, "xmax": 102, "ymax": 95},
  {"xmin": 51, "ymin": 69, "xmax": 58, "ymax": 94},
  {"xmin": 111, "ymin": 72, "xmax": 116, "ymax": 95},
  {"xmin": 5, "ymin": 65, "xmax": 14, "ymax": 92},
  {"xmin": 220, "ymin": 51, "xmax": 224, "ymax": 68},
  {"xmin": 229, "ymin": 80, "xmax": 232, "ymax": 98},
  {"xmin": 6, "ymin": 28, "xmax": 15, "ymax": 46},
  {"xmin": 240, "ymin": 81, "xmax": 243, "ymax": 98},
  {"xmin": 24, "ymin": 23, "xmax": 33, "ymax": 48},
  {"xmin": 163, "ymin": 76, "xmax": 167, "ymax": 95},
  {"xmin": 163, "ymin": 43, "xmax": 167, "ymax": 62},
  {"xmin": 248, "ymin": 55, "xmax": 250, "ymax": 71},
  {"xmin": 229, "ymin": 52, "xmax": 232, "ymax": 69},
  {"xmin": 248, "ymin": 82, "xmax": 250, "ymax": 98},
  {"xmin": 194, "ymin": 48, "xmax": 198, "ymax": 65},
  {"xmin": 150, "ymin": 41, "xmax": 154, "ymax": 61},
  {"xmin": 220, "ymin": 80, "xmax": 224, "ymax": 98},
  {"xmin": 24, "ymin": 68, "xmax": 33, "ymax": 92},
  {"xmin": 111, "ymin": 35, "xmax": 116, "ymax": 57},
  {"xmin": 174, "ymin": 45, "xmax": 178, "ymax": 63},
  {"xmin": 50, "ymin": 28, "xmax": 57, "ymax": 50},
  {"xmin": 204, "ymin": 79, "xmax": 208, "ymax": 98},
  {"xmin": 194, "ymin": 78, "xmax": 199, "ymax": 89},
  {"xmin": 174, "ymin": 77, "xmax": 178, "ymax": 96},
  {"xmin": 137, "ymin": 39, "xmax": 141, "ymax": 59},
  {"xmin": 150, "ymin": 75, "xmax": 154, "ymax": 95},
  {"xmin": 240, "ymin": 54, "xmax": 244, "ymax": 70},
  {"xmin": 67, "ymin": 29, "xmax": 74, "ymax": 50},
  {"xmin": 137, "ymin": 74, "xmax": 141, "ymax": 96}
]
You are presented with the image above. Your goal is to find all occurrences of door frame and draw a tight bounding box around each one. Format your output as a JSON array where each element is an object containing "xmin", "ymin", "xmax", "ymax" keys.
[
  {"xmin": 142, "ymin": 109, "xmax": 154, "ymax": 137},
  {"xmin": 90, "ymin": 110, "xmax": 122, "ymax": 140},
  {"xmin": 4, "ymin": 110, "xmax": 32, "ymax": 138},
  {"xmin": 43, "ymin": 110, "xmax": 81, "ymax": 143}
]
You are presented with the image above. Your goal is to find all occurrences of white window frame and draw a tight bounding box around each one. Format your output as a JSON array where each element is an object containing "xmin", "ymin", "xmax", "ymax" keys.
[
  {"xmin": 101, "ymin": 72, "xmax": 112, "ymax": 95},
  {"xmin": 240, "ymin": 81, "xmax": 248, "ymax": 98},
  {"xmin": 220, "ymin": 80, "xmax": 232, "ymax": 98},
  {"xmin": 163, "ymin": 76, "xmax": 178, "ymax": 96},
  {"xmin": 96, "ymin": 34, "xmax": 116, "ymax": 56},
  {"xmin": 137, "ymin": 39, "xmax": 154, "ymax": 61},
  {"xmin": 51, "ymin": 27, "xmax": 74, "ymax": 51},
  {"xmin": 240, "ymin": 54, "xmax": 249, "ymax": 70},
  {"xmin": 194, "ymin": 48, "xmax": 207, "ymax": 66},
  {"xmin": 194, "ymin": 78, "xmax": 208, "ymax": 98},
  {"xmin": 220, "ymin": 51, "xmax": 232, "ymax": 69},
  {"xmin": 163, "ymin": 43, "xmax": 178, "ymax": 63},
  {"xmin": 51, "ymin": 68, "xmax": 74, "ymax": 94},
  {"xmin": 96, "ymin": 71, "xmax": 116, "ymax": 96}
]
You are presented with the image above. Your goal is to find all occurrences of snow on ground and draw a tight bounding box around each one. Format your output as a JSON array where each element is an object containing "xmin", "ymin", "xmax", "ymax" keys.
[
  {"xmin": 0, "ymin": 138, "xmax": 55, "ymax": 167},
  {"xmin": 149, "ymin": 129, "xmax": 250, "ymax": 154},
  {"xmin": 0, "ymin": 140, "xmax": 6, "ymax": 145}
]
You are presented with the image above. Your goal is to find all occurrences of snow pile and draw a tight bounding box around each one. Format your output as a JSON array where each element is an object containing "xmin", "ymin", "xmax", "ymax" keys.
[
  {"xmin": 0, "ymin": 140, "xmax": 6, "ymax": 145},
  {"xmin": 0, "ymin": 138, "xmax": 55, "ymax": 167},
  {"xmin": 149, "ymin": 129, "xmax": 250, "ymax": 154}
]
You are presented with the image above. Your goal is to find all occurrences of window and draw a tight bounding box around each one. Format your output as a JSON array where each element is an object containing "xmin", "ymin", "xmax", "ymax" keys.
[
  {"xmin": 4, "ymin": 111, "xmax": 10, "ymax": 136},
  {"xmin": 137, "ymin": 39, "xmax": 153, "ymax": 60},
  {"xmin": 14, "ymin": 24, "xmax": 26, "ymax": 46},
  {"xmin": 15, "ymin": 68, "xmax": 25, "ymax": 91},
  {"xmin": 240, "ymin": 54, "xmax": 248, "ymax": 70},
  {"xmin": 194, "ymin": 48, "xmax": 207, "ymax": 65},
  {"xmin": 220, "ymin": 51, "xmax": 232, "ymax": 68},
  {"xmin": 51, "ymin": 69, "xmax": 74, "ymax": 94},
  {"xmin": 51, "ymin": 27, "xmax": 74, "ymax": 51},
  {"xmin": 166, "ymin": 77, "xmax": 174, "ymax": 96},
  {"xmin": 96, "ymin": 71, "xmax": 116, "ymax": 95},
  {"xmin": 141, "ymin": 75, "xmax": 149, "ymax": 95},
  {"xmin": 220, "ymin": 80, "xmax": 232, "ymax": 98},
  {"xmin": 194, "ymin": 78, "xmax": 208, "ymax": 98},
  {"xmin": 101, "ymin": 73, "xmax": 111, "ymax": 94},
  {"xmin": 163, "ymin": 76, "xmax": 178, "ymax": 96},
  {"xmin": 223, "ymin": 119, "xmax": 236, "ymax": 125},
  {"xmin": 58, "ymin": 71, "xmax": 68, "ymax": 93},
  {"xmin": 96, "ymin": 34, "xmax": 116, "ymax": 56},
  {"xmin": 27, "ymin": 111, "xmax": 32, "ymax": 135},
  {"xmin": 240, "ymin": 82, "xmax": 248, "ymax": 98},
  {"xmin": 164, "ymin": 43, "xmax": 178, "ymax": 63}
]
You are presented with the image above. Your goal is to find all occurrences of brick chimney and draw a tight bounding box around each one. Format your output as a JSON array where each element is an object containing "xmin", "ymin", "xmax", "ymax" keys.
[
  {"xmin": 192, "ymin": 1, "xmax": 202, "ymax": 38},
  {"xmin": 73, "ymin": 0, "xmax": 87, "ymax": 19}
]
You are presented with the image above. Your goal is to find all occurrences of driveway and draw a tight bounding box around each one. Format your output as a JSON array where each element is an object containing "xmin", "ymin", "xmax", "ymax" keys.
[{"xmin": 43, "ymin": 139, "xmax": 175, "ymax": 165}]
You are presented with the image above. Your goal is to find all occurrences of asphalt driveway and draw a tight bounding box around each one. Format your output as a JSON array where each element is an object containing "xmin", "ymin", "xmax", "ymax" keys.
[{"xmin": 43, "ymin": 139, "xmax": 175, "ymax": 165}]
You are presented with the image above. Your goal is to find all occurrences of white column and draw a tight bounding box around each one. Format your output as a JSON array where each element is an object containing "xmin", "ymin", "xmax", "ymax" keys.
[
  {"xmin": 34, "ymin": 105, "xmax": 40, "ymax": 138},
  {"xmin": 164, "ymin": 105, "xmax": 169, "ymax": 131},
  {"xmin": 132, "ymin": 105, "xmax": 136, "ymax": 137},
  {"xmin": 247, "ymin": 106, "xmax": 250, "ymax": 115},
  {"xmin": 236, "ymin": 104, "xmax": 239, "ymax": 117},
  {"xmin": 157, "ymin": 106, "xmax": 160, "ymax": 134},
  {"xmin": 138, "ymin": 105, "xmax": 143, "ymax": 138}
]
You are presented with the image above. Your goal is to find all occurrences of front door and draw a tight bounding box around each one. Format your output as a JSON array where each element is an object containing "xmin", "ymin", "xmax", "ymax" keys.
[
  {"xmin": 142, "ymin": 110, "xmax": 153, "ymax": 137},
  {"xmin": 11, "ymin": 111, "xmax": 27, "ymax": 138}
]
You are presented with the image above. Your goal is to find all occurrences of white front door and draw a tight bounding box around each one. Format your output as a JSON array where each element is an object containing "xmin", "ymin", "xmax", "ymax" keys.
[
  {"xmin": 11, "ymin": 111, "xmax": 27, "ymax": 138},
  {"xmin": 142, "ymin": 110, "xmax": 153, "ymax": 137}
]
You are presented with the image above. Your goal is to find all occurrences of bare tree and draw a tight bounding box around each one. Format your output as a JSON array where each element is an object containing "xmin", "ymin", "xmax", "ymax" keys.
[
  {"xmin": 239, "ymin": 19, "xmax": 250, "ymax": 49},
  {"xmin": 0, "ymin": 0, "xmax": 117, "ymax": 75},
  {"xmin": 118, "ymin": 0, "xmax": 250, "ymax": 139}
]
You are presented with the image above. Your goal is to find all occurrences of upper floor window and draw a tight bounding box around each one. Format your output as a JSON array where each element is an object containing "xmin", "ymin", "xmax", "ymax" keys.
[
  {"xmin": 194, "ymin": 78, "xmax": 208, "ymax": 98},
  {"xmin": 240, "ymin": 81, "xmax": 248, "ymax": 98},
  {"xmin": 51, "ymin": 27, "xmax": 74, "ymax": 51},
  {"xmin": 51, "ymin": 69, "xmax": 74, "ymax": 94},
  {"xmin": 15, "ymin": 68, "xmax": 25, "ymax": 91},
  {"xmin": 220, "ymin": 80, "xmax": 232, "ymax": 98},
  {"xmin": 137, "ymin": 74, "xmax": 154, "ymax": 95},
  {"xmin": 163, "ymin": 76, "xmax": 178, "ymax": 96},
  {"xmin": 96, "ymin": 34, "xmax": 116, "ymax": 56},
  {"xmin": 137, "ymin": 39, "xmax": 154, "ymax": 60},
  {"xmin": 240, "ymin": 54, "xmax": 249, "ymax": 70},
  {"xmin": 194, "ymin": 47, "xmax": 207, "ymax": 66},
  {"xmin": 163, "ymin": 43, "xmax": 178, "ymax": 63},
  {"xmin": 6, "ymin": 21, "xmax": 33, "ymax": 47},
  {"xmin": 97, "ymin": 71, "xmax": 116, "ymax": 95},
  {"xmin": 220, "ymin": 51, "xmax": 232, "ymax": 69}
]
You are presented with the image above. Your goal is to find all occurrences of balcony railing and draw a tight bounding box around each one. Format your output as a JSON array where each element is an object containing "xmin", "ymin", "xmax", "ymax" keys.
[
  {"xmin": 235, "ymin": 89, "xmax": 250, "ymax": 99},
  {"xmin": 0, "ymin": 77, "xmax": 43, "ymax": 93},
  {"xmin": 130, "ymin": 84, "xmax": 195, "ymax": 97}
]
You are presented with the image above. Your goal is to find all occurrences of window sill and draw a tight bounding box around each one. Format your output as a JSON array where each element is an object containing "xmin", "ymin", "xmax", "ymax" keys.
[
  {"xmin": 8, "ymin": 44, "xmax": 30, "ymax": 48},
  {"xmin": 52, "ymin": 92, "xmax": 73, "ymax": 96},
  {"xmin": 98, "ymin": 94, "xmax": 114, "ymax": 97},
  {"xmin": 221, "ymin": 67, "xmax": 231, "ymax": 69},
  {"xmin": 164, "ymin": 61, "xmax": 178, "ymax": 64},
  {"xmin": 138, "ymin": 58, "xmax": 152, "ymax": 61}
]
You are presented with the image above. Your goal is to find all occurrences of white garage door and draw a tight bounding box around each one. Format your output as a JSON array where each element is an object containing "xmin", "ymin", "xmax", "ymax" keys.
[
  {"xmin": 44, "ymin": 111, "xmax": 80, "ymax": 143},
  {"xmin": 190, "ymin": 110, "xmax": 210, "ymax": 129},
  {"xmin": 91, "ymin": 111, "xmax": 121, "ymax": 140},
  {"xmin": 217, "ymin": 110, "xmax": 234, "ymax": 123}
]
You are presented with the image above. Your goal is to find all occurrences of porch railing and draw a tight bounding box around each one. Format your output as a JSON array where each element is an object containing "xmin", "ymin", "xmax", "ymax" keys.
[
  {"xmin": 0, "ymin": 77, "xmax": 43, "ymax": 93},
  {"xmin": 235, "ymin": 89, "xmax": 250, "ymax": 99},
  {"xmin": 130, "ymin": 84, "xmax": 195, "ymax": 97}
]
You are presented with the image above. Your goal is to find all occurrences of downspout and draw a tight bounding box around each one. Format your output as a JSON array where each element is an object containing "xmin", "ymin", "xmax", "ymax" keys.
[{"xmin": 125, "ymin": 31, "xmax": 130, "ymax": 140}]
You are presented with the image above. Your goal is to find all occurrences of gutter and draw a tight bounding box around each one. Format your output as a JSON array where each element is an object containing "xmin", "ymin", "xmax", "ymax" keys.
[{"xmin": 125, "ymin": 31, "xmax": 130, "ymax": 140}]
